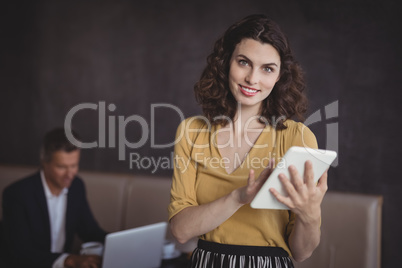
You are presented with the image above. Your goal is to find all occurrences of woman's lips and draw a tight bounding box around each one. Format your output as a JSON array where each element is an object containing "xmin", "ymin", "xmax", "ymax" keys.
[{"xmin": 239, "ymin": 84, "xmax": 260, "ymax": 96}]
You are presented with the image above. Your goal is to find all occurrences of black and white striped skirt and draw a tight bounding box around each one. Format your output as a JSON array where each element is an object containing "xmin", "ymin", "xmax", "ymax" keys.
[{"xmin": 189, "ymin": 239, "xmax": 294, "ymax": 268}]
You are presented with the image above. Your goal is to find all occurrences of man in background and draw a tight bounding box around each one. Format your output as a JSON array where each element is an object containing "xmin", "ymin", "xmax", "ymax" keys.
[{"xmin": 2, "ymin": 128, "xmax": 107, "ymax": 268}]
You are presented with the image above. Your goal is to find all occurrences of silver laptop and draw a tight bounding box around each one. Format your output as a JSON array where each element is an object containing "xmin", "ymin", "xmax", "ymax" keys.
[{"xmin": 102, "ymin": 222, "xmax": 168, "ymax": 268}]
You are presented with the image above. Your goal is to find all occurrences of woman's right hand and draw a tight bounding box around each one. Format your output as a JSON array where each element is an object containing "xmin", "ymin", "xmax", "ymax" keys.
[
  {"xmin": 170, "ymin": 159, "xmax": 275, "ymax": 244},
  {"xmin": 234, "ymin": 159, "xmax": 275, "ymax": 205}
]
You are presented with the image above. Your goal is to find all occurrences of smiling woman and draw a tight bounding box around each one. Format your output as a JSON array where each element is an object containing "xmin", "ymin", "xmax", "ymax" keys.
[
  {"xmin": 194, "ymin": 14, "xmax": 308, "ymax": 130},
  {"xmin": 168, "ymin": 14, "xmax": 327, "ymax": 268},
  {"xmin": 228, "ymin": 39, "xmax": 281, "ymax": 110}
]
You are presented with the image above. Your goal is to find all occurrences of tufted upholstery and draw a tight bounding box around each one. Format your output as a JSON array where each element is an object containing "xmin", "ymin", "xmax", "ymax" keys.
[
  {"xmin": 0, "ymin": 165, "xmax": 382, "ymax": 266},
  {"xmin": 295, "ymin": 191, "xmax": 382, "ymax": 268}
]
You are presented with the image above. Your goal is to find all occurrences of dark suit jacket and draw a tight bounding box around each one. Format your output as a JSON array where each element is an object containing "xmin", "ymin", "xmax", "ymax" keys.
[{"xmin": 2, "ymin": 172, "xmax": 107, "ymax": 268}]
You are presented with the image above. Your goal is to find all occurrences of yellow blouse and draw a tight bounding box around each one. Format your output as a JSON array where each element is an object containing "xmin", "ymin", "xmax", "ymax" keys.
[{"xmin": 168, "ymin": 116, "xmax": 318, "ymax": 255}]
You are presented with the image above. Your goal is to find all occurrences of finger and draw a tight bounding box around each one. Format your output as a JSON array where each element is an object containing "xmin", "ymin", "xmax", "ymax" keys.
[
  {"xmin": 268, "ymin": 158, "xmax": 275, "ymax": 171},
  {"xmin": 94, "ymin": 256, "xmax": 102, "ymax": 266},
  {"xmin": 317, "ymin": 169, "xmax": 328, "ymax": 192},
  {"xmin": 269, "ymin": 187, "xmax": 292, "ymax": 208},
  {"xmin": 259, "ymin": 158, "xmax": 275, "ymax": 179},
  {"xmin": 87, "ymin": 258, "xmax": 101, "ymax": 268},
  {"xmin": 288, "ymin": 165, "xmax": 303, "ymax": 191},
  {"xmin": 278, "ymin": 173, "xmax": 297, "ymax": 197},
  {"xmin": 248, "ymin": 169, "xmax": 255, "ymax": 185},
  {"xmin": 254, "ymin": 158, "xmax": 275, "ymax": 188},
  {"xmin": 88, "ymin": 263, "xmax": 98, "ymax": 268},
  {"xmin": 304, "ymin": 160, "xmax": 315, "ymax": 188},
  {"xmin": 86, "ymin": 255, "xmax": 101, "ymax": 266}
]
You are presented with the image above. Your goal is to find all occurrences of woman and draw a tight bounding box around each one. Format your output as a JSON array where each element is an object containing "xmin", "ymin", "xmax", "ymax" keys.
[{"xmin": 168, "ymin": 14, "xmax": 327, "ymax": 268}]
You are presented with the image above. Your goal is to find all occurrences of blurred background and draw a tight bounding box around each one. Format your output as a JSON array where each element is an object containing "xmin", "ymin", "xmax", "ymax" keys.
[{"xmin": 0, "ymin": 0, "xmax": 400, "ymax": 267}]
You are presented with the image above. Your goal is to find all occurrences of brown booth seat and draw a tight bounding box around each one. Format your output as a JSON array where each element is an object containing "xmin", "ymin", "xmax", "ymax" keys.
[{"xmin": 0, "ymin": 164, "xmax": 382, "ymax": 267}]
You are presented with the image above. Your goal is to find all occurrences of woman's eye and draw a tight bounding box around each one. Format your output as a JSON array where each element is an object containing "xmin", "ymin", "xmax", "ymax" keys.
[
  {"xmin": 239, "ymin": 60, "xmax": 248, "ymax": 66},
  {"xmin": 263, "ymin": 67, "xmax": 273, "ymax": 73}
]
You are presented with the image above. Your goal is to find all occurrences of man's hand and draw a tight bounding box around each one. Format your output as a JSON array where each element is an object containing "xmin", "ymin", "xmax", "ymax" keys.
[{"xmin": 64, "ymin": 254, "xmax": 102, "ymax": 268}]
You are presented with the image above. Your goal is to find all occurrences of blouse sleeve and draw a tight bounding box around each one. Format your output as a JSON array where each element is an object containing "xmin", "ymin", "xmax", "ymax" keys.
[
  {"xmin": 285, "ymin": 122, "xmax": 318, "ymax": 240},
  {"xmin": 291, "ymin": 122, "xmax": 318, "ymax": 149},
  {"xmin": 168, "ymin": 119, "xmax": 199, "ymax": 221}
]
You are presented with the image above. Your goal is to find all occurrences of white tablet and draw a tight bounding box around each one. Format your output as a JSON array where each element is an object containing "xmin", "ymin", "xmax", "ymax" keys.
[{"xmin": 250, "ymin": 146, "xmax": 337, "ymax": 210}]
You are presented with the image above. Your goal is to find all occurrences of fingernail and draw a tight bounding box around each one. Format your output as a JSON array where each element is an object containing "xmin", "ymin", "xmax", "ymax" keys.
[{"xmin": 289, "ymin": 165, "xmax": 295, "ymax": 171}]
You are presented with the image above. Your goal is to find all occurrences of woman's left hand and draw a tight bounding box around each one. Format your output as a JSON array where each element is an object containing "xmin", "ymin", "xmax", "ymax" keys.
[{"xmin": 269, "ymin": 160, "xmax": 328, "ymax": 222}]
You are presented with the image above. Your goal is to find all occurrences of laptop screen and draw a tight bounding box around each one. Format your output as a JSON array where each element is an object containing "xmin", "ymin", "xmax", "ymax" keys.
[{"xmin": 102, "ymin": 222, "xmax": 167, "ymax": 268}]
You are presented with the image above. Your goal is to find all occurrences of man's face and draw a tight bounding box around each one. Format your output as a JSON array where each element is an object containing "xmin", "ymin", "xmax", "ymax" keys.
[{"xmin": 42, "ymin": 150, "xmax": 80, "ymax": 195}]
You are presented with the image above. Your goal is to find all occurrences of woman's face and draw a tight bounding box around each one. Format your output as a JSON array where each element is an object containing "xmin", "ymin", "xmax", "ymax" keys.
[{"xmin": 228, "ymin": 38, "xmax": 281, "ymax": 112}]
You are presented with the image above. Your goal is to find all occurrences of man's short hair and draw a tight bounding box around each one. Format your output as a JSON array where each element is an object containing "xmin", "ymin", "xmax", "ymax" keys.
[{"xmin": 40, "ymin": 128, "xmax": 80, "ymax": 162}]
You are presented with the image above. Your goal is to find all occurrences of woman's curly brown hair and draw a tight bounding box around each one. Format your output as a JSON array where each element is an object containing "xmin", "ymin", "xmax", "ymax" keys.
[{"xmin": 194, "ymin": 14, "xmax": 308, "ymax": 129}]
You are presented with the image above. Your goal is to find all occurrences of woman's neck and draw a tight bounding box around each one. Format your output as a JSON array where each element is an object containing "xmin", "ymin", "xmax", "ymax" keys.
[{"xmin": 230, "ymin": 103, "xmax": 265, "ymax": 133}]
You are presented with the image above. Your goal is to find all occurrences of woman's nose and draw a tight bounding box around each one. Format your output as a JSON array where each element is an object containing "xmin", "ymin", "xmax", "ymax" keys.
[{"xmin": 245, "ymin": 69, "xmax": 258, "ymax": 85}]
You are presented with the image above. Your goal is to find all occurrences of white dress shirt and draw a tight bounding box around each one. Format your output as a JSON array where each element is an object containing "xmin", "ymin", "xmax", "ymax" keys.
[{"xmin": 40, "ymin": 171, "xmax": 69, "ymax": 268}]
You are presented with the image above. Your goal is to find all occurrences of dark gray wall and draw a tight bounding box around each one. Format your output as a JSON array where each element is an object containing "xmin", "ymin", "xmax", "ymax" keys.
[{"xmin": 1, "ymin": 0, "xmax": 400, "ymax": 267}]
